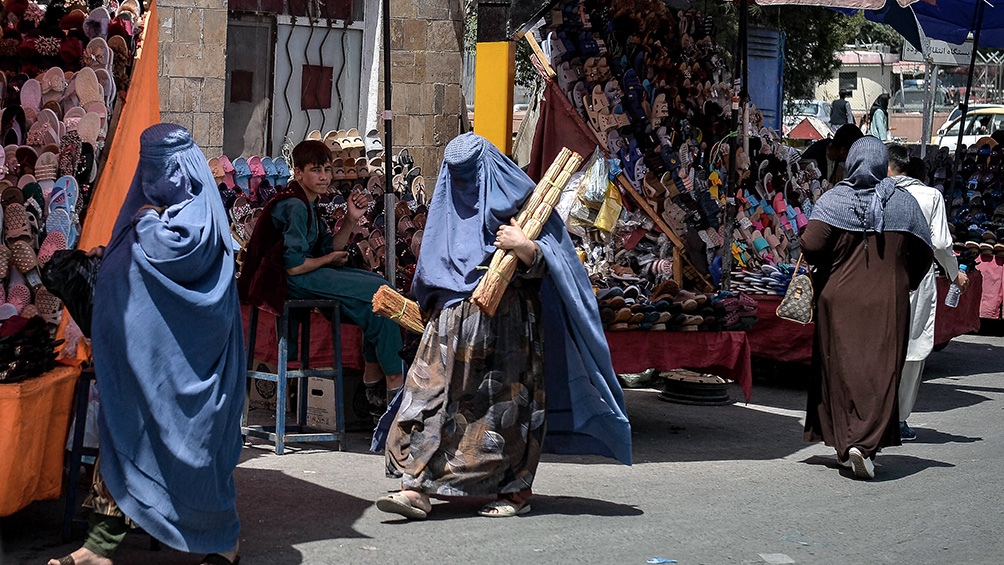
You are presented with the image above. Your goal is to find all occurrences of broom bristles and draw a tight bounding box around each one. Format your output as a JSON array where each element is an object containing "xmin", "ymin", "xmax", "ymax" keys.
[
  {"xmin": 372, "ymin": 285, "xmax": 425, "ymax": 334},
  {"xmin": 471, "ymin": 149, "xmax": 583, "ymax": 316}
]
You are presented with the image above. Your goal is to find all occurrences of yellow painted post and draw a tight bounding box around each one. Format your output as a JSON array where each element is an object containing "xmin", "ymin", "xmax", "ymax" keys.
[{"xmin": 474, "ymin": 40, "xmax": 516, "ymax": 155}]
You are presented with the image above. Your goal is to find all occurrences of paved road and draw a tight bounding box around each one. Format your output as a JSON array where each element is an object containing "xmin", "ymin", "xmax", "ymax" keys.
[{"xmin": 4, "ymin": 334, "xmax": 1003, "ymax": 565}]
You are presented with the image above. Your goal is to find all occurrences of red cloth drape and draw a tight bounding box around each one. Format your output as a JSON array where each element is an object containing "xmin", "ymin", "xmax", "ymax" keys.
[
  {"xmin": 745, "ymin": 271, "xmax": 984, "ymax": 364},
  {"xmin": 527, "ymin": 80, "xmax": 600, "ymax": 182},
  {"xmin": 241, "ymin": 305, "xmax": 365, "ymax": 369},
  {"xmin": 604, "ymin": 330, "xmax": 752, "ymax": 401}
]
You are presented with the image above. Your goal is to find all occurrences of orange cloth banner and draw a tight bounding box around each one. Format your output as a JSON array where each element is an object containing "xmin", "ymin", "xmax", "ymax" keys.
[
  {"xmin": 77, "ymin": 1, "xmax": 161, "ymax": 251},
  {"xmin": 60, "ymin": 2, "xmax": 161, "ymax": 364},
  {"xmin": 0, "ymin": 366, "xmax": 81, "ymax": 516}
]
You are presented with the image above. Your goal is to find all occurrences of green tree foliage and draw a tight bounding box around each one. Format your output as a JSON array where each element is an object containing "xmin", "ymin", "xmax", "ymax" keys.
[{"xmin": 706, "ymin": 3, "xmax": 901, "ymax": 103}]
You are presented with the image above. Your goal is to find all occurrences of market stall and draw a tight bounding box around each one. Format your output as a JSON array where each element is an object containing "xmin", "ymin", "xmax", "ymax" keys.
[
  {"xmin": 0, "ymin": 0, "xmax": 158, "ymax": 516},
  {"xmin": 746, "ymin": 271, "xmax": 984, "ymax": 364}
]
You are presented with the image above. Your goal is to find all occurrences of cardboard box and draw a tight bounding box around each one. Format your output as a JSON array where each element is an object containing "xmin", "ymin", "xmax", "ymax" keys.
[
  {"xmin": 305, "ymin": 377, "xmax": 337, "ymax": 430},
  {"xmin": 305, "ymin": 370, "xmax": 371, "ymax": 431},
  {"xmin": 247, "ymin": 360, "xmax": 294, "ymax": 412}
]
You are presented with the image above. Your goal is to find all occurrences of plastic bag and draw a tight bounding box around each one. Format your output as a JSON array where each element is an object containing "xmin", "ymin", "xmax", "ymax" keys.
[
  {"xmin": 580, "ymin": 148, "xmax": 609, "ymax": 207},
  {"xmin": 40, "ymin": 249, "xmax": 100, "ymax": 338}
]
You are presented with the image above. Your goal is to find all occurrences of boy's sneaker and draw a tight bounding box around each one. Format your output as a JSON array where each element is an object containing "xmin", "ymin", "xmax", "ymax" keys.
[{"xmin": 900, "ymin": 421, "xmax": 917, "ymax": 441}]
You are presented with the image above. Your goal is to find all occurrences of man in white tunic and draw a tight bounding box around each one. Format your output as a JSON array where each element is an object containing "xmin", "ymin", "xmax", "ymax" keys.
[{"xmin": 887, "ymin": 146, "xmax": 968, "ymax": 440}]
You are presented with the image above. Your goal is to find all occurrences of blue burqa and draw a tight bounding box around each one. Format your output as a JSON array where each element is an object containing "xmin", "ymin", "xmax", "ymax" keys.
[
  {"xmin": 93, "ymin": 124, "xmax": 245, "ymax": 553},
  {"xmin": 411, "ymin": 132, "xmax": 632, "ymax": 465}
]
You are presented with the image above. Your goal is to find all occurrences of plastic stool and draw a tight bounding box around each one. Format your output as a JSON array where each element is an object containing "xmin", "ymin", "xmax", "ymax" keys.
[{"xmin": 242, "ymin": 299, "xmax": 346, "ymax": 454}]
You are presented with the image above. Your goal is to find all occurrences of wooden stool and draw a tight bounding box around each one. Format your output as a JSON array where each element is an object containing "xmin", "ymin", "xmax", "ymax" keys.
[{"xmin": 242, "ymin": 299, "xmax": 346, "ymax": 454}]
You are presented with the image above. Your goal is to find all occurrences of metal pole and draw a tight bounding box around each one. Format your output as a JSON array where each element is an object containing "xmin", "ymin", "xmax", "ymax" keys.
[
  {"xmin": 921, "ymin": 61, "xmax": 932, "ymax": 159},
  {"xmin": 720, "ymin": 0, "xmax": 749, "ymax": 291},
  {"xmin": 950, "ymin": 0, "xmax": 986, "ymax": 197},
  {"xmin": 382, "ymin": 0, "xmax": 396, "ymax": 288}
]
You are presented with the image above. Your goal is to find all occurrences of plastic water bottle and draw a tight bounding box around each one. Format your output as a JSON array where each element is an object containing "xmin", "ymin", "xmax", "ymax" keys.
[{"xmin": 945, "ymin": 264, "xmax": 968, "ymax": 308}]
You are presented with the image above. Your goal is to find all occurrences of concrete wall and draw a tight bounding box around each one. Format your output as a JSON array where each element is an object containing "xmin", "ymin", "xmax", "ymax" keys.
[
  {"xmin": 815, "ymin": 64, "xmax": 893, "ymax": 119},
  {"xmin": 158, "ymin": 0, "xmax": 227, "ymax": 157},
  {"xmin": 386, "ymin": 0, "xmax": 466, "ymax": 176}
]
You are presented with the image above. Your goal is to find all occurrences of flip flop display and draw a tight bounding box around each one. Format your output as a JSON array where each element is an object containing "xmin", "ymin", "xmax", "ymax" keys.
[{"xmin": 0, "ymin": 0, "xmax": 143, "ymax": 381}]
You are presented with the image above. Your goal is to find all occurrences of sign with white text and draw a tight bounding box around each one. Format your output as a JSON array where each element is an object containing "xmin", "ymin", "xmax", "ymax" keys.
[{"xmin": 902, "ymin": 39, "xmax": 974, "ymax": 65}]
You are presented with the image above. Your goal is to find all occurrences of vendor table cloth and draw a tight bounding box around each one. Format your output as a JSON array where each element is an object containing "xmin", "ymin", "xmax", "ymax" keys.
[
  {"xmin": 0, "ymin": 365, "xmax": 81, "ymax": 516},
  {"xmin": 242, "ymin": 305, "xmax": 364, "ymax": 369},
  {"xmin": 745, "ymin": 271, "xmax": 983, "ymax": 364},
  {"xmin": 604, "ymin": 330, "xmax": 753, "ymax": 401}
]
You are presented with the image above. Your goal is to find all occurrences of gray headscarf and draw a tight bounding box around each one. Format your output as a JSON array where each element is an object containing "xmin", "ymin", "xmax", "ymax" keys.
[{"xmin": 810, "ymin": 136, "xmax": 932, "ymax": 248}]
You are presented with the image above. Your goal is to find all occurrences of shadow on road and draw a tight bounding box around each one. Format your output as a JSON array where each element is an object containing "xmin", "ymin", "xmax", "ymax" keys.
[
  {"xmin": 165, "ymin": 465, "xmax": 375, "ymax": 564},
  {"xmin": 914, "ymin": 379, "xmax": 1002, "ymax": 415},
  {"xmin": 377, "ymin": 494, "xmax": 643, "ymax": 523},
  {"xmin": 800, "ymin": 454, "xmax": 955, "ymax": 482},
  {"xmin": 925, "ymin": 338, "xmax": 1004, "ymax": 378}
]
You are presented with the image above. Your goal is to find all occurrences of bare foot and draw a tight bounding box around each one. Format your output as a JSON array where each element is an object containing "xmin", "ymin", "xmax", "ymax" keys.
[{"xmin": 48, "ymin": 547, "xmax": 113, "ymax": 565}]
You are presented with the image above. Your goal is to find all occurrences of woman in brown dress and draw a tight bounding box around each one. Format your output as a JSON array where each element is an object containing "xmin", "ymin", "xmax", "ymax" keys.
[{"xmin": 800, "ymin": 136, "xmax": 933, "ymax": 479}]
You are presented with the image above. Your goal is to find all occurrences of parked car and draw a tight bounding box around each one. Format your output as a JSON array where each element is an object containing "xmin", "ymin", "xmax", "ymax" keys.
[
  {"xmin": 783, "ymin": 100, "xmax": 832, "ymax": 134},
  {"xmin": 931, "ymin": 107, "xmax": 1004, "ymax": 148},
  {"xmin": 935, "ymin": 104, "xmax": 1004, "ymax": 137},
  {"xmin": 890, "ymin": 85, "xmax": 952, "ymax": 114}
]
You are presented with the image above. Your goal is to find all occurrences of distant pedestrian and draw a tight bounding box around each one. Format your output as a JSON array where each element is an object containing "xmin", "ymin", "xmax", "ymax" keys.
[
  {"xmin": 868, "ymin": 93, "xmax": 891, "ymax": 141},
  {"xmin": 830, "ymin": 90, "xmax": 855, "ymax": 129},
  {"xmin": 800, "ymin": 136, "xmax": 933, "ymax": 480},
  {"xmin": 888, "ymin": 148, "xmax": 967, "ymax": 441},
  {"xmin": 800, "ymin": 123, "xmax": 863, "ymax": 184}
]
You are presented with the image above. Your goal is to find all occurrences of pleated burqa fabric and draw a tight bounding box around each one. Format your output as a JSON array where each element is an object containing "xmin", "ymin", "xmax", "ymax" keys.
[{"xmin": 92, "ymin": 124, "xmax": 245, "ymax": 553}]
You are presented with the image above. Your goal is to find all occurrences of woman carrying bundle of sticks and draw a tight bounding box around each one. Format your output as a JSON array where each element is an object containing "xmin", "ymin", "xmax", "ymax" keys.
[{"xmin": 374, "ymin": 132, "xmax": 631, "ymax": 520}]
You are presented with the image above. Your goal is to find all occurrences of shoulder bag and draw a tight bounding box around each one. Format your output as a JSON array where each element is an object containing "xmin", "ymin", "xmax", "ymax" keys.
[{"xmin": 776, "ymin": 255, "xmax": 814, "ymax": 324}]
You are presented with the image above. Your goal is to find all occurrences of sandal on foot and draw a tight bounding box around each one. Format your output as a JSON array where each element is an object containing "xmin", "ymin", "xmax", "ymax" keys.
[
  {"xmin": 375, "ymin": 491, "xmax": 428, "ymax": 520},
  {"xmin": 478, "ymin": 500, "xmax": 531, "ymax": 518},
  {"xmin": 200, "ymin": 554, "xmax": 240, "ymax": 565}
]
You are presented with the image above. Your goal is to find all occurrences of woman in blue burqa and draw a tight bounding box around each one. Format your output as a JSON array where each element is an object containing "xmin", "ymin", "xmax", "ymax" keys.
[
  {"xmin": 50, "ymin": 124, "xmax": 244, "ymax": 565},
  {"xmin": 375, "ymin": 132, "xmax": 631, "ymax": 519}
]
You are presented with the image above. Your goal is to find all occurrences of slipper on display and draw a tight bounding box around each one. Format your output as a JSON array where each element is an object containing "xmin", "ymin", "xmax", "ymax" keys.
[
  {"xmin": 233, "ymin": 157, "xmax": 252, "ymax": 196},
  {"xmin": 72, "ymin": 67, "xmax": 103, "ymax": 107},
  {"xmin": 364, "ymin": 128, "xmax": 383, "ymax": 159},
  {"xmin": 76, "ymin": 112, "xmax": 101, "ymax": 146},
  {"xmin": 20, "ymin": 79, "xmax": 42, "ymax": 112},
  {"xmin": 6, "ymin": 284, "xmax": 31, "ymax": 314},
  {"xmin": 45, "ymin": 207, "xmax": 73, "ymax": 246},
  {"xmin": 273, "ymin": 157, "xmax": 290, "ymax": 187},
  {"xmin": 2, "ymin": 106, "xmax": 27, "ymax": 149}
]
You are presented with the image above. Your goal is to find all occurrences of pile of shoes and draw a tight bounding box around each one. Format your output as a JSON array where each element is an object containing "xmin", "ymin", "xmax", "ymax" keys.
[
  {"xmin": 933, "ymin": 140, "xmax": 1004, "ymax": 265},
  {"xmin": 595, "ymin": 278, "xmax": 756, "ymax": 332},
  {"xmin": 0, "ymin": 0, "xmax": 143, "ymax": 336},
  {"xmin": 315, "ymin": 144, "xmax": 428, "ymax": 294},
  {"xmin": 211, "ymin": 153, "xmax": 292, "ymax": 246},
  {"xmin": 541, "ymin": 0, "xmax": 734, "ymax": 267},
  {"xmin": 0, "ymin": 315, "xmax": 60, "ymax": 383},
  {"xmin": 542, "ymin": 0, "xmax": 822, "ymax": 301}
]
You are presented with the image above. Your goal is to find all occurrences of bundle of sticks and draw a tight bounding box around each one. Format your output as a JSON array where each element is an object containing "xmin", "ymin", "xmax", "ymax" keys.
[
  {"xmin": 471, "ymin": 148, "xmax": 584, "ymax": 316},
  {"xmin": 372, "ymin": 285, "xmax": 424, "ymax": 334}
]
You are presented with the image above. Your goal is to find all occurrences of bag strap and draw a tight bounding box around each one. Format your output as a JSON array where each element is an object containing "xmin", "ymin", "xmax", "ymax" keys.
[{"xmin": 793, "ymin": 254, "xmax": 804, "ymax": 275}]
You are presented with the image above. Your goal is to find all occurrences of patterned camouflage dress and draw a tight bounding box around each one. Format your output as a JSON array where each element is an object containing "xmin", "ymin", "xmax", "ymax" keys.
[{"xmin": 386, "ymin": 259, "xmax": 546, "ymax": 497}]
